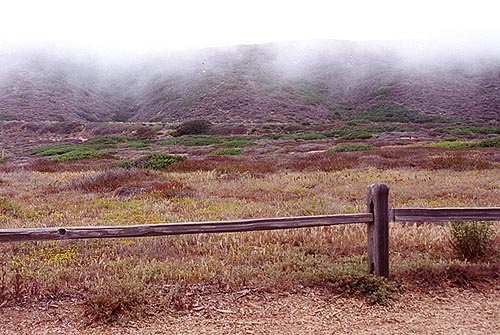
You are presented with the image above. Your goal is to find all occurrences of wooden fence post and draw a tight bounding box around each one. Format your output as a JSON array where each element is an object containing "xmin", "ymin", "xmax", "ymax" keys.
[{"xmin": 366, "ymin": 183, "xmax": 389, "ymax": 278}]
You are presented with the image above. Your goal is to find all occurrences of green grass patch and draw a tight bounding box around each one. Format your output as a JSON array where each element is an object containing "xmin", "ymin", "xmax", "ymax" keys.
[
  {"xmin": 85, "ymin": 136, "xmax": 136, "ymax": 148},
  {"xmin": 159, "ymin": 135, "xmax": 258, "ymax": 147},
  {"xmin": 431, "ymin": 136, "xmax": 500, "ymax": 148},
  {"xmin": 327, "ymin": 143, "xmax": 375, "ymax": 152},
  {"xmin": 127, "ymin": 141, "xmax": 150, "ymax": 148},
  {"xmin": 266, "ymin": 132, "xmax": 327, "ymax": 141},
  {"xmin": 33, "ymin": 144, "xmax": 82, "ymax": 156},
  {"xmin": 220, "ymin": 139, "xmax": 256, "ymax": 147},
  {"xmin": 32, "ymin": 136, "xmax": 148, "ymax": 158},
  {"xmin": 139, "ymin": 154, "xmax": 186, "ymax": 170},
  {"xmin": 437, "ymin": 125, "xmax": 500, "ymax": 136},
  {"xmin": 326, "ymin": 127, "xmax": 374, "ymax": 140},
  {"xmin": 474, "ymin": 136, "xmax": 500, "ymax": 148},
  {"xmin": 431, "ymin": 140, "xmax": 473, "ymax": 149},
  {"xmin": 210, "ymin": 148, "xmax": 244, "ymax": 156},
  {"xmin": 159, "ymin": 135, "xmax": 224, "ymax": 146},
  {"xmin": 52, "ymin": 149, "xmax": 104, "ymax": 162},
  {"xmin": 325, "ymin": 125, "xmax": 412, "ymax": 140}
]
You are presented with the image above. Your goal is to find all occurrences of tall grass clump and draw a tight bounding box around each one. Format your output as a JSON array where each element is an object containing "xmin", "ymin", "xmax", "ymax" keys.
[{"xmin": 450, "ymin": 221, "xmax": 495, "ymax": 261}]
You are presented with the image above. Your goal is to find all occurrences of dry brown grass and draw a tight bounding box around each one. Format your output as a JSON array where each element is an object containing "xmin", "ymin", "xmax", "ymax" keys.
[{"xmin": 0, "ymin": 158, "xmax": 499, "ymax": 323}]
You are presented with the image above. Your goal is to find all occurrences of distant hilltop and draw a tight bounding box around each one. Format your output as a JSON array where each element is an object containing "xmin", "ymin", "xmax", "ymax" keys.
[{"xmin": 1, "ymin": 40, "xmax": 499, "ymax": 125}]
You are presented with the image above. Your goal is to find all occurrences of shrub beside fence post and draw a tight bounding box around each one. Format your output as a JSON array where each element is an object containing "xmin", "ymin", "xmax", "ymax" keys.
[{"xmin": 366, "ymin": 183, "xmax": 390, "ymax": 278}]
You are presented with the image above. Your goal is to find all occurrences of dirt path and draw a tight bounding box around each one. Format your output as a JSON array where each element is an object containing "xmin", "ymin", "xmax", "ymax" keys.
[{"xmin": 1, "ymin": 286, "xmax": 499, "ymax": 335}]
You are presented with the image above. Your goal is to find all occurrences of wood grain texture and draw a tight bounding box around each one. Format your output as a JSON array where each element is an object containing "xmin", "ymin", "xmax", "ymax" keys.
[
  {"xmin": 0, "ymin": 213, "xmax": 373, "ymax": 243},
  {"xmin": 392, "ymin": 208, "xmax": 500, "ymax": 223},
  {"xmin": 366, "ymin": 183, "xmax": 390, "ymax": 278}
]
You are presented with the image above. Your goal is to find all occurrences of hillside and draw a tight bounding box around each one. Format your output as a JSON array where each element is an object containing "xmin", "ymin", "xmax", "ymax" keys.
[
  {"xmin": 0, "ymin": 54, "xmax": 119, "ymax": 122},
  {"xmin": 0, "ymin": 40, "xmax": 499, "ymax": 125}
]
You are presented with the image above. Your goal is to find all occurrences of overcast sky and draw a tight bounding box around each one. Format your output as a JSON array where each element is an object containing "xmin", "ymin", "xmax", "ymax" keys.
[{"xmin": 1, "ymin": 0, "xmax": 499, "ymax": 59}]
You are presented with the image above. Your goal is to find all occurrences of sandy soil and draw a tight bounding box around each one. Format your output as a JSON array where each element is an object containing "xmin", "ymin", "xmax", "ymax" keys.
[{"xmin": 1, "ymin": 285, "xmax": 499, "ymax": 335}]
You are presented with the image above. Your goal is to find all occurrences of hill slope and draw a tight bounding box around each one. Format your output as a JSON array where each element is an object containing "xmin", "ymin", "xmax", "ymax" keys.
[{"xmin": 0, "ymin": 41, "xmax": 499, "ymax": 125}]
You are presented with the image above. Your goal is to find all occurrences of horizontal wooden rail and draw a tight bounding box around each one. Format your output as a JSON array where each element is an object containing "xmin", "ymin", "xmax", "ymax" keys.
[
  {"xmin": 0, "ymin": 213, "xmax": 373, "ymax": 243},
  {"xmin": 392, "ymin": 207, "xmax": 500, "ymax": 223}
]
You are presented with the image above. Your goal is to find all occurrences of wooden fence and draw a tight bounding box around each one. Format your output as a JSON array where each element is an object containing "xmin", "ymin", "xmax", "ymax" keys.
[{"xmin": 1, "ymin": 183, "xmax": 499, "ymax": 278}]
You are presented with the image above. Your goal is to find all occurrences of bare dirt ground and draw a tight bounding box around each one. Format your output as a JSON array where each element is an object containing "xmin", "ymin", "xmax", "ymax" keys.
[{"xmin": 1, "ymin": 284, "xmax": 499, "ymax": 335}]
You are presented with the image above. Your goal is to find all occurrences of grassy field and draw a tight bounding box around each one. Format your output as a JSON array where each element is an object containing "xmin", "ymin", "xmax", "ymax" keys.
[{"xmin": 0, "ymin": 134, "xmax": 499, "ymax": 323}]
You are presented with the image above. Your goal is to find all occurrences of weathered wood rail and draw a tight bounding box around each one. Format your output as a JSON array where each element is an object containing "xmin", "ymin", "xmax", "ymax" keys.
[
  {"xmin": 1, "ymin": 183, "xmax": 499, "ymax": 278},
  {"xmin": 391, "ymin": 207, "xmax": 500, "ymax": 223},
  {"xmin": 0, "ymin": 213, "xmax": 373, "ymax": 243}
]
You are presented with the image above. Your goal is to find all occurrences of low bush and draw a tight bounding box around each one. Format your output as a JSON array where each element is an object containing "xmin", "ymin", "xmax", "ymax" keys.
[{"xmin": 173, "ymin": 120, "xmax": 213, "ymax": 137}]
